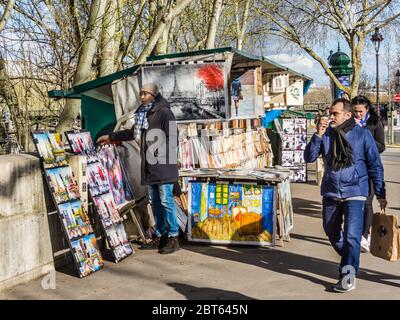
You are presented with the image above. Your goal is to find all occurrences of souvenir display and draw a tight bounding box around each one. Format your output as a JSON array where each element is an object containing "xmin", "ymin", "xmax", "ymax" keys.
[
  {"xmin": 280, "ymin": 118, "xmax": 307, "ymax": 182},
  {"xmin": 33, "ymin": 130, "xmax": 103, "ymax": 278},
  {"xmin": 66, "ymin": 130, "xmax": 134, "ymax": 262}
]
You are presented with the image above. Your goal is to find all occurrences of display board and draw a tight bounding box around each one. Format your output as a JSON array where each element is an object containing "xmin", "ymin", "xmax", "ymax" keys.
[
  {"xmin": 32, "ymin": 131, "xmax": 104, "ymax": 278},
  {"xmin": 280, "ymin": 118, "xmax": 307, "ymax": 182},
  {"xmin": 188, "ymin": 181, "xmax": 276, "ymax": 246},
  {"xmin": 65, "ymin": 131, "xmax": 134, "ymax": 262}
]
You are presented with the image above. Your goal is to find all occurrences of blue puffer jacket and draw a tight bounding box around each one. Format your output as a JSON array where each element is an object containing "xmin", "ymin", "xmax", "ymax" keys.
[{"xmin": 304, "ymin": 125, "xmax": 385, "ymax": 199}]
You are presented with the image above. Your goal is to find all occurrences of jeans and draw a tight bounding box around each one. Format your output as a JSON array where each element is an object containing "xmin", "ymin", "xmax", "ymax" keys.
[
  {"xmin": 322, "ymin": 197, "xmax": 365, "ymax": 275},
  {"xmin": 363, "ymin": 179, "xmax": 374, "ymax": 238},
  {"xmin": 148, "ymin": 183, "xmax": 179, "ymax": 237}
]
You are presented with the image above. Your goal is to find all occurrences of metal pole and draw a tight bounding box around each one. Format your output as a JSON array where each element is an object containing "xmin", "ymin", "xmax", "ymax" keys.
[{"xmin": 376, "ymin": 52, "xmax": 380, "ymax": 116}]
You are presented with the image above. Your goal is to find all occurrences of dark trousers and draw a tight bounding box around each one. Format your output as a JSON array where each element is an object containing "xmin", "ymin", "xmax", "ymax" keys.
[
  {"xmin": 322, "ymin": 197, "xmax": 365, "ymax": 274},
  {"xmin": 363, "ymin": 179, "xmax": 374, "ymax": 238}
]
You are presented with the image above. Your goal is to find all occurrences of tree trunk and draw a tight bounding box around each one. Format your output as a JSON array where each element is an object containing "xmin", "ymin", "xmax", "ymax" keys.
[
  {"xmin": 0, "ymin": 0, "xmax": 16, "ymax": 33},
  {"xmin": 235, "ymin": 0, "xmax": 251, "ymax": 50},
  {"xmin": 0, "ymin": 55, "xmax": 21, "ymax": 143},
  {"xmin": 99, "ymin": 0, "xmax": 117, "ymax": 77},
  {"xmin": 154, "ymin": 19, "xmax": 173, "ymax": 55},
  {"xmin": 56, "ymin": 0, "xmax": 108, "ymax": 133},
  {"xmin": 205, "ymin": 0, "xmax": 223, "ymax": 49},
  {"xmin": 135, "ymin": 0, "xmax": 195, "ymax": 65}
]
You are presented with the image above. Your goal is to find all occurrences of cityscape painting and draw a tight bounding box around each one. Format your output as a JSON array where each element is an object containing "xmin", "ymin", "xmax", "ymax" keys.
[{"xmin": 142, "ymin": 62, "xmax": 228, "ymax": 121}]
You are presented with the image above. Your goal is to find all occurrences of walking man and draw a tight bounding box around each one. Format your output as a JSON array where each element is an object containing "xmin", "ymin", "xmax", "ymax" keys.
[
  {"xmin": 304, "ymin": 98, "xmax": 386, "ymax": 292},
  {"xmin": 97, "ymin": 82, "xmax": 180, "ymax": 254}
]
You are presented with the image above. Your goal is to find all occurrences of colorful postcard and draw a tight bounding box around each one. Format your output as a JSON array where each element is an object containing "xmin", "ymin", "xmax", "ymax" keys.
[
  {"xmin": 65, "ymin": 131, "xmax": 98, "ymax": 164},
  {"xmin": 87, "ymin": 162, "xmax": 111, "ymax": 196},
  {"xmin": 189, "ymin": 182, "xmax": 274, "ymax": 245},
  {"xmin": 106, "ymin": 223, "xmax": 133, "ymax": 261},
  {"xmin": 45, "ymin": 166, "xmax": 80, "ymax": 203},
  {"xmin": 33, "ymin": 131, "xmax": 68, "ymax": 168},
  {"xmin": 58, "ymin": 201, "xmax": 93, "ymax": 240},
  {"xmin": 93, "ymin": 193, "xmax": 122, "ymax": 228},
  {"xmin": 71, "ymin": 234, "xmax": 103, "ymax": 278}
]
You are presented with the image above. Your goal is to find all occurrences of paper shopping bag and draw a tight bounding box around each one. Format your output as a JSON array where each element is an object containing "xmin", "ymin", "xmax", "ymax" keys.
[{"xmin": 370, "ymin": 210, "xmax": 400, "ymax": 261}]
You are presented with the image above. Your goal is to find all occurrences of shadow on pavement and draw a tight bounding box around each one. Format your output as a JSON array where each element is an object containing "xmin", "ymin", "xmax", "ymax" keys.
[
  {"xmin": 291, "ymin": 197, "xmax": 322, "ymax": 219},
  {"xmin": 167, "ymin": 282, "xmax": 255, "ymax": 300},
  {"xmin": 183, "ymin": 242, "xmax": 400, "ymax": 292},
  {"xmin": 289, "ymin": 233, "xmax": 331, "ymax": 247}
]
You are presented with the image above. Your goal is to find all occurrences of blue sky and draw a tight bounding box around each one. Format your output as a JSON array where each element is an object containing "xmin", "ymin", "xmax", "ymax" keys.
[{"xmin": 264, "ymin": 35, "xmax": 398, "ymax": 87}]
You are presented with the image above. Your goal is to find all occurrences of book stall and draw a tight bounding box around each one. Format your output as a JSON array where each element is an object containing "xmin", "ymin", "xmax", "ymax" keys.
[{"xmin": 48, "ymin": 47, "xmax": 312, "ymax": 253}]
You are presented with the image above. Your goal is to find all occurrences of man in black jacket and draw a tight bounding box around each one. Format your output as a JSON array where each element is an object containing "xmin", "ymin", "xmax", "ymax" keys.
[
  {"xmin": 97, "ymin": 83, "xmax": 180, "ymax": 254},
  {"xmin": 352, "ymin": 95, "xmax": 385, "ymax": 253}
]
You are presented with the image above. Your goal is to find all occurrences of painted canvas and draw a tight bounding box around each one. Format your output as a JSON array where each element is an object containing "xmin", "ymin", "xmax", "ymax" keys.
[
  {"xmin": 230, "ymin": 68, "xmax": 264, "ymax": 119},
  {"xmin": 142, "ymin": 62, "xmax": 227, "ymax": 121},
  {"xmin": 32, "ymin": 132, "xmax": 68, "ymax": 168},
  {"xmin": 71, "ymin": 234, "xmax": 104, "ymax": 277},
  {"xmin": 65, "ymin": 131, "xmax": 98, "ymax": 164},
  {"xmin": 189, "ymin": 182, "xmax": 275, "ymax": 245},
  {"xmin": 98, "ymin": 145, "xmax": 134, "ymax": 208},
  {"xmin": 278, "ymin": 179, "xmax": 294, "ymax": 236}
]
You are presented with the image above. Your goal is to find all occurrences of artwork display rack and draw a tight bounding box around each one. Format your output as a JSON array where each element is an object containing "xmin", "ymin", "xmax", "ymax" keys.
[
  {"xmin": 65, "ymin": 130, "xmax": 137, "ymax": 263},
  {"xmin": 32, "ymin": 130, "xmax": 104, "ymax": 278}
]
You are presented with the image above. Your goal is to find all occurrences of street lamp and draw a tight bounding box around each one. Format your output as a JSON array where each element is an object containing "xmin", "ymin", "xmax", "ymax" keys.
[
  {"xmin": 396, "ymin": 69, "xmax": 400, "ymax": 93},
  {"xmin": 371, "ymin": 27, "xmax": 384, "ymax": 116}
]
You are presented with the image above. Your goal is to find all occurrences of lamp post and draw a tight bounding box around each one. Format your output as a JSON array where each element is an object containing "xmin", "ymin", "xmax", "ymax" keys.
[
  {"xmin": 371, "ymin": 27, "xmax": 384, "ymax": 116},
  {"xmin": 396, "ymin": 69, "xmax": 400, "ymax": 93}
]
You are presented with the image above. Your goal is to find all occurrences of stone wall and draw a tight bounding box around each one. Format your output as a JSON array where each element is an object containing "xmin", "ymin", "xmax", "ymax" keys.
[{"xmin": 0, "ymin": 154, "xmax": 54, "ymax": 291}]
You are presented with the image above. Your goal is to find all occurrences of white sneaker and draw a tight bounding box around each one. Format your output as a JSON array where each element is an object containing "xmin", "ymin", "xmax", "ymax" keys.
[
  {"xmin": 332, "ymin": 278, "xmax": 356, "ymax": 293},
  {"xmin": 360, "ymin": 235, "xmax": 370, "ymax": 253}
]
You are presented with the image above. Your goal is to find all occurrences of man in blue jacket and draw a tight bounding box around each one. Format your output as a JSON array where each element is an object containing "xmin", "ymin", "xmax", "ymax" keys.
[{"xmin": 304, "ymin": 98, "xmax": 386, "ymax": 293}]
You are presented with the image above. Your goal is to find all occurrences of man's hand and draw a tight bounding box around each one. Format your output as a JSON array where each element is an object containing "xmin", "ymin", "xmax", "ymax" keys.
[
  {"xmin": 378, "ymin": 198, "xmax": 387, "ymax": 210},
  {"xmin": 316, "ymin": 118, "xmax": 329, "ymax": 137},
  {"xmin": 96, "ymin": 135, "xmax": 111, "ymax": 146}
]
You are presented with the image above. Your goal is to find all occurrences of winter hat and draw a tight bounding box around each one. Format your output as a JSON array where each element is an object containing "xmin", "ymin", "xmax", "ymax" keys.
[{"xmin": 140, "ymin": 82, "xmax": 159, "ymax": 97}]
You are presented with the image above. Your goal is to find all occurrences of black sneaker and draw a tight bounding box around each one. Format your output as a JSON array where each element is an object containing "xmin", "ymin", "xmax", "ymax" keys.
[
  {"xmin": 159, "ymin": 236, "xmax": 180, "ymax": 254},
  {"xmin": 332, "ymin": 278, "xmax": 356, "ymax": 293},
  {"xmin": 140, "ymin": 234, "xmax": 168, "ymax": 250}
]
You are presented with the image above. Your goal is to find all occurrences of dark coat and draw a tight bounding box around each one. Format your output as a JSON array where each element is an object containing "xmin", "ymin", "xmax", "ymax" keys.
[
  {"xmin": 304, "ymin": 125, "xmax": 385, "ymax": 199},
  {"xmin": 109, "ymin": 93, "xmax": 179, "ymax": 185},
  {"xmin": 365, "ymin": 111, "xmax": 385, "ymax": 153}
]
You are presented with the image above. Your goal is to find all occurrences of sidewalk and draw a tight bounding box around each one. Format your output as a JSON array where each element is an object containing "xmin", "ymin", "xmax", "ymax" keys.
[{"xmin": 1, "ymin": 149, "xmax": 399, "ymax": 300}]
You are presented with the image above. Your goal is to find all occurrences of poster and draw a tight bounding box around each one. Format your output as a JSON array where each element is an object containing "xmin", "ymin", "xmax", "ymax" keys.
[
  {"xmin": 71, "ymin": 234, "xmax": 104, "ymax": 278},
  {"xmin": 278, "ymin": 179, "xmax": 294, "ymax": 237},
  {"xmin": 98, "ymin": 146, "xmax": 134, "ymax": 208},
  {"xmin": 230, "ymin": 68, "xmax": 264, "ymax": 119},
  {"xmin": 87, "ymin": 162, "xmax": 110, "ymax": 196},
  {"xmin": 188, "ymin": 182, "xmax": 275, "ymax": 245},
  {"xmin": 65, "ymin": 131, "xmax": 98, "ymax": 164},
  {"xmin": 280, "ymin": 118, "xmax": 307, "ymax": 182},
  {"xmin": 142, "ymin": 62, "xmax": 227, "ymax": 121},
  {"xmin": 286, "ymin": 79, "xmax": 304, "ymax": 106},
  {"xmin": 32, "ymin": 132, "xmax": 68, "ymax": 168}
]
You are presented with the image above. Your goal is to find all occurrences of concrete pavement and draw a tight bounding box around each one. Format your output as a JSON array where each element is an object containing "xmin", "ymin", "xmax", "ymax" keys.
[{"xmin": 1, "ymin": 149, "xmax": 400, "ymax": 300}]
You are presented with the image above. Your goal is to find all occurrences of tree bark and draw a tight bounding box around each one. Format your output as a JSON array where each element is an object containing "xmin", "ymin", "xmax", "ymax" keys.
[
  {"xmin": 234, "ymin": 0, "xmax": 251, "ymax": 50},
  {"xmin": 99, "ymin": 0, "xmax": 117, "ymax": 77},
  {"xmin": 135, "ymin": 0, "xmax": 195, "ymax": 65},
  {"xmin": 205, "ymin": 0, "xmax": 223, "ymax": 49},
  {"xmin": 0, "ymin": 0, "xmax": 15, "ymax": 33},
  {"xmin": 56, "ymin": 0, "xmax": 108, "ymax": 133}
]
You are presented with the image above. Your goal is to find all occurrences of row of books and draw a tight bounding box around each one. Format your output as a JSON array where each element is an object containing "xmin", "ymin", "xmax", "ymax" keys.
[{"xmin": 178, "ymin": 128, "xmax": 273, "ymax": 170}]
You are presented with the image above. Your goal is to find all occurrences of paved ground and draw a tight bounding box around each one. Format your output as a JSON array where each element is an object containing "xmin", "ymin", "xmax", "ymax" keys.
[{"xmin": 1, "ymin": 149, "xmax": 400, "ymax": 300}]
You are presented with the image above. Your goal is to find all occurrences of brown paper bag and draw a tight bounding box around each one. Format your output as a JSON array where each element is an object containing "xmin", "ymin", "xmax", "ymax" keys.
[{"xmin": 370, "ymin": 210, "xmax": 400, "ymax": 261}]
